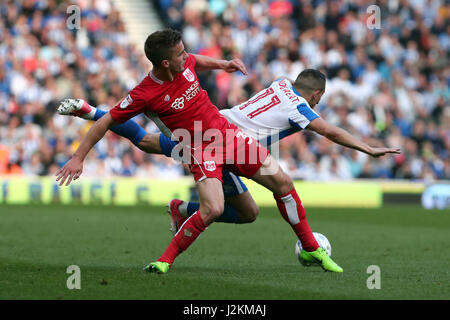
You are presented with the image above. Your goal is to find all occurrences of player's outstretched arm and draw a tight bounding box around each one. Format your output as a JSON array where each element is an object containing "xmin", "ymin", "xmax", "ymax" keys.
[
  {"xmin": 307, "ymin": 117, "xmax": 401, "ymax": 157},
  {"xmin": 56, "ymin": 112, "xmax": 118, "ymax": 186},
  {"xmin": 193, "ymin": 54, "xmax": 247, "ymax": 75}
]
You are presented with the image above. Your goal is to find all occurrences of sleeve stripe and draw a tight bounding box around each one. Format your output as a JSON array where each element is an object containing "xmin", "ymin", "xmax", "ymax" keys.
[{"xmin": 296, "ymin": 103, "xmax": 319, "ymax": 122}]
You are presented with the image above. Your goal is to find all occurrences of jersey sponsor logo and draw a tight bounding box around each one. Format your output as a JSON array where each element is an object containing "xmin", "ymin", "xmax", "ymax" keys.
[
  {"xmin": 171, "ymin": 97, "xmax": 185, "ymax": 110},
  {"xmin": 170, "ymin": 81, "xmax": 200, "ymax": 110},
  {"xmin": 182, "ymin": 81, "xmax": 200, "ymax": 101},
  {"xmin": 203, "ymin": 160, "xmax": 216, "ymax": 172},
  {"xmin": 183, "ymin": 68, "xmax": 195, "ymax": 82},
  {"xmin": 120, "ymin": 94, "xmax": 133, "ymax": 109}
]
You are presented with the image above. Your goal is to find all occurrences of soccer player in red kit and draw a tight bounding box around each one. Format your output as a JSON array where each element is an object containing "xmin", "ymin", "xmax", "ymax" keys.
[{"xmin": 56, "ymin": 29, "xmax": 344, "ymax": 273}]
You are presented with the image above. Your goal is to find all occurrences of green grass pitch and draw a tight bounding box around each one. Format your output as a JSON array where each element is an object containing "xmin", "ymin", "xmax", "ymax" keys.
[{"xmin": 0, "ymin": 204, "xmax": 449, "ymax": 300}]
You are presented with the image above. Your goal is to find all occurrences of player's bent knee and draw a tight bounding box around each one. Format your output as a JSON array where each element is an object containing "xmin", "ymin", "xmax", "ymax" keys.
[
  {"xmin": 137, "ymin": 133, "xmax": 161, "ymax": 154},
  {"xmin": 273, "ymin": 172, "xmax": 294, "ymax": 195},
  {"xmin": 283, "ymin": 174, "xmax": 294, "ymax": 190},
  {"xmin": 241, "ymin": 204, "xmax": 259, "ymax": 223},
  {"xmin": 250, "ymin": 201, "xmax": 260, "ymax": 221},
  {"xmin": 201, "ymin": 203, "xmax": 225, "ymax": 220}
]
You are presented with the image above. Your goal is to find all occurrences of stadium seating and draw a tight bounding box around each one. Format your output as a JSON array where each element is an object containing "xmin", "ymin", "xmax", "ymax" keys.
[{"xmin": 0, "ymin": 0, "xmax": 448, "ymax": 181}]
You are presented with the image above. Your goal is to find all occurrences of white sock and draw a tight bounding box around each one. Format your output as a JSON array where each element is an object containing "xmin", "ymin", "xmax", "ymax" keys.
[{"xmin": 178, "ymin": 201, "xmax": 189, "ymax": 217}]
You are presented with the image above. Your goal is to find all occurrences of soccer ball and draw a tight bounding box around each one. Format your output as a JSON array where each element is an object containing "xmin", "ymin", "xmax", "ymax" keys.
[{"xmin": 295, "ymin": 232, "xmax": 332, "ymax": 265}]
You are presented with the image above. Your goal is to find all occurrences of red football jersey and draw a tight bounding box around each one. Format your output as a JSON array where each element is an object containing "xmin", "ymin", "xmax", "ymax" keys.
[{"xmin": 110, "ymin": 54, "xmax": 231, "ymax": 144}]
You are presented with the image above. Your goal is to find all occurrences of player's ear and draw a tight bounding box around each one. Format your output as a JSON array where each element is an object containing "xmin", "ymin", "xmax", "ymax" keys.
[
  {"xmin": 161, "ymin": 59, "xmax": 170, "ymax": 68},
  {"xmin": 312, "ymin": 89, "xmax": 323, "ymax": 101}
]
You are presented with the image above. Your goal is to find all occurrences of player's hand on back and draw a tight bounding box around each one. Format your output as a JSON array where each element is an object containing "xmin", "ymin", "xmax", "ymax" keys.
[
  {"xmin": 369, "ymin": 147, "xmax": 401, "ymax": 158},
  {"xmin": 223, "ymin": 59, "xmax": 248, "ymax": 76},
  {"xmin": 56, "ymin": 156, "xmax": 84, "ymax": 186}
]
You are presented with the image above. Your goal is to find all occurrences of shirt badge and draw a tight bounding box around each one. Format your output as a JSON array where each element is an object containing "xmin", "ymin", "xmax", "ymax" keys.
[{"xmin": 183, "ymin": 68, "xmax": 195, "ymax": 82}]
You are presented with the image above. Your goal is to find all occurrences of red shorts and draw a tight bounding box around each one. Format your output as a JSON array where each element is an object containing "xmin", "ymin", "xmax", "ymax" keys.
[{"xmin": 189, "ymin": 125, "xmax": 269, "ymax": 183}]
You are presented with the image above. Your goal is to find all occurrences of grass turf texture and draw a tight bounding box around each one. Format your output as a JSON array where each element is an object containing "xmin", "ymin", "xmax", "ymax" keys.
[{"xmin": 0, "ymin": 204, "xmax": 449, "ymax": 300}]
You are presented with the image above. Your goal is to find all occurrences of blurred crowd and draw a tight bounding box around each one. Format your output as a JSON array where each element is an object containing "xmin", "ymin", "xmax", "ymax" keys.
[
  {"xmin": 0, "ymin": 0, "xmax": 448, "ymax": 182},
  {"xmin": 0, "ymin": 0, "xmax": 185, "ymax": 178},
  {"xmin": 156, "ymin": 0, "xmax": 449, "ymax": 181}
]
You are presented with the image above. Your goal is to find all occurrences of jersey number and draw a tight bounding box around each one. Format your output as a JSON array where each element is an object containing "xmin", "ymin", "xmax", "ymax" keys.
[{"xmin": 239, "ymin": 88, "xmax": 281, "ymax": 119}]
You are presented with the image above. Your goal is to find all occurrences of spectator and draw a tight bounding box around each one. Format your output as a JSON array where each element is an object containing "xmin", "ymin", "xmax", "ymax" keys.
[{"xmin": 0, "ymin": 0, "xmax": 448, "ymax": 182}]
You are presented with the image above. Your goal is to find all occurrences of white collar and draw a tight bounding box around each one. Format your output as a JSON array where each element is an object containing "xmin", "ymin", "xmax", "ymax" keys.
[{"xmin": 149, "ymin": 71, "xmax": 164, "ymax": 85}]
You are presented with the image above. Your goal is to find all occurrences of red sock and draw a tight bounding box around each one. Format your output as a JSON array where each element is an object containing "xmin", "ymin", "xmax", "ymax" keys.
[
  {"xmin": 274, "ymin": 188, "xmax": 319, "ymax": 252},
  {"xmin": 158, "ymin": 211, "xmax": 207, "ymax": 265},
  {"xmin": 73, "ymin": 100, "xmax": 93, "ymax": 118}
]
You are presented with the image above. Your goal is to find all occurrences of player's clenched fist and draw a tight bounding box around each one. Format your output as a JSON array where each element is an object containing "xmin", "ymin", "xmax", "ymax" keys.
[{"xmin": 56, "ymin": 156, "xmax": 84, "ymax": 186}]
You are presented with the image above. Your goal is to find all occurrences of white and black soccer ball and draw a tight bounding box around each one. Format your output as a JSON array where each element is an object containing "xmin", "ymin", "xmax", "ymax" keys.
[{"xmin": 295, "ymin": 232, "xmax": 332, "ymax": 264}]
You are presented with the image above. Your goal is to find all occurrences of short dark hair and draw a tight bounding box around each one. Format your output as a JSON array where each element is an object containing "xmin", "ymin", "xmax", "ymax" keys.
[
  {"xmin": 144, "ymin": 29, "xmax": 182, "ymax": 66},
  {"xmin": 294, "ymin": 69, "xmax": 326, "ymax": 93}
]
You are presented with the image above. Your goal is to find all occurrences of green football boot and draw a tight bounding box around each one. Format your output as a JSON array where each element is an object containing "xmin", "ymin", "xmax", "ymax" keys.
[
  {"xmin": 300, "ymin": 247, "xmax": 343, "ymax": 273},
  {"xmin": 143, "ymin": 261, "xmax": 170, "ymax": 274}
]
